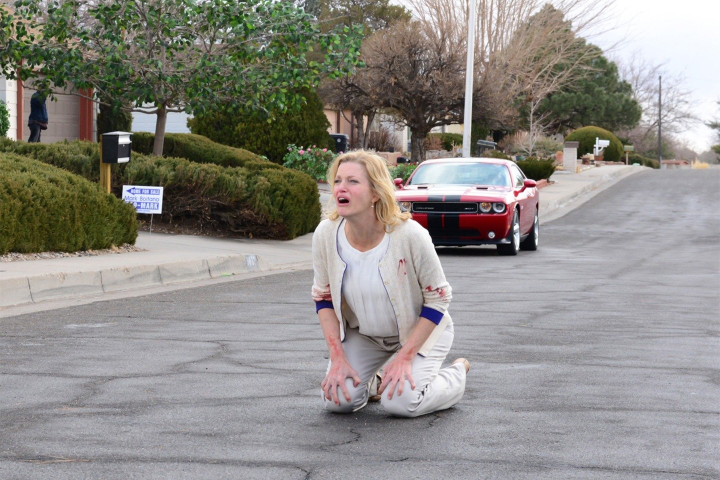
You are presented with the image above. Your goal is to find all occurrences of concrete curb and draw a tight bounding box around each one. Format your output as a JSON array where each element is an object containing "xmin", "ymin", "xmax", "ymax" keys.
[
  {"xmin": 0, "ymin": 254, "xmax": 266, "ymax": 309},
  {"xmin": 540, "ymin": 166, "xmax": 644, "ymax": 221}
]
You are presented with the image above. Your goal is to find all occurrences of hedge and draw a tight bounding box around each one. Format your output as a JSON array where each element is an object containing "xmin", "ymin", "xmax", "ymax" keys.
[
  {"xmin": 131, "ymin": 132, "xmax": 281, "ymax": 171},
  {"xmin": 627, "ymin": 152, "xmax": 659, "ymax": 169},
  {"xmin": 565, "ymin": 126, "xmax": 623, "ymax": 161},
  {"xmin": 516, "ymin": 158, "xmax": 556, "ymax": 181},
  {"xmin": 123, "ymin": 155, "xmax": 320, "ymax": 238},
  {"xmin": 0, "ymin": 152, "xmax": 137, "ymax": 254},
  {"xmin": 482, "ymin": 149, "xmax": 511, "ymax": 160},
  {"xmin": 0, "ymin": 137, "xmax": 320, "ymax": 239}
]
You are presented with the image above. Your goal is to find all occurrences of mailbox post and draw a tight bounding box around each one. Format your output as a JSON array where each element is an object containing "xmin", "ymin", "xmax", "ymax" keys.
[
  {"xmin": 593, "ymin": 137, "xmax": 610, "ymax": 158},
  {"xmin": 623, "ymin": 145, "xmax": 634, "ymax": 165},
  {"xmin": 99, "ymin": 131, "xmax": 132, "ymax": 194}
]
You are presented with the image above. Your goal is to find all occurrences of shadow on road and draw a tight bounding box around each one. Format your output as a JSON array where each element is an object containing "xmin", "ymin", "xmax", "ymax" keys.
[{"xmin": 435, "ymin": 246, "xmax": 499, "ymax": 257}]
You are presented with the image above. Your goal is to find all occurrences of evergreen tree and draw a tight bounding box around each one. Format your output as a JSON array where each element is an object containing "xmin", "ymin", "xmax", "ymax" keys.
[
  {"xmin": 188, "ymin": 88, "xmax": 333, "ymax": 163},
  {"xmin": 537, "ymin": 46, "xmax": 642, "ymax": 134}
]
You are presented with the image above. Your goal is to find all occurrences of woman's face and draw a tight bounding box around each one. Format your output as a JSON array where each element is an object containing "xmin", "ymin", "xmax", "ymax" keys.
[{"xmin": 333, "ymin": 161, "xmax": 378, "ymax": 219}]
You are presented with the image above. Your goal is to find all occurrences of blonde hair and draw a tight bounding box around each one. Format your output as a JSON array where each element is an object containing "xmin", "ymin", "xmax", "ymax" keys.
[{"xmin": 326, "ymin": 150, "xmax": 411, "ymax": 227}]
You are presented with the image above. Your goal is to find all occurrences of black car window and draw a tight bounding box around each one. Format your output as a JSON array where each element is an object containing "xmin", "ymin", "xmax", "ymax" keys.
[{"xmin": 408, "ymin": 163, "xmax": 511, "ymax": 186}]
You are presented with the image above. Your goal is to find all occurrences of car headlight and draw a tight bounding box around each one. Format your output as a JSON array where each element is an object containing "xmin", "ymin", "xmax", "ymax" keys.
[
  {"xmin": 492, "ymin": 202, "xmax": 506, "ymax": 213},
  {"xmin": 398, "ymin": 201, "xmax": 412, "ymax": 212},
  {"xmin": 479, "ymin": 202, "xmax": 492, "ymax": 213}
]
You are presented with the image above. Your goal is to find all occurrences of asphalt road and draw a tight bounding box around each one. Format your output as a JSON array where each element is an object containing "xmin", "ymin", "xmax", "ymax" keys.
[{"xmin": 1, "ymin": 169, "xmax": 718, "ymax": 479}]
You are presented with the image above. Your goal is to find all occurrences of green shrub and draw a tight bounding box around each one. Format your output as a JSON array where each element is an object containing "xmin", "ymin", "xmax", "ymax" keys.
[
  {"xmin": 0, "ymin": 138, "xmax": 320, "ymax": 239},
  {"xmin": 482, "ymin": 149, "xmax": 511, "ymax": 160},
  {"xmin": 388, "ymin": 163, "xmax": 418, "ymax": 182},
  {"xmin": 627, "ymin": 152, "xmax": 659, "ymax": 169},
  {"xmin": 565, "ymin": 126, "xmax": 623, "ymax": 161},
  {"xmin": 187, "ymin": 88, "xmax": 334, "ymax": 163},
  {"xmin": 283, "ymin": 144, "xmax": 336, "ymax": 181},
  {"xmin": 131, "ymin": 132, "xmax": 279, "ymax": 171},
  {"xmin": 0, "ymin": 100, "xmax": 9, "ymax": 137},
  {"xmin": 427, "ymin": 133, "xmax": 464, "ymax": 151},
  {"xmin": 0, "ymin": 152, "xmax": 137, "ymax": 254},
  {"xmin": 516, "ymin": 158, "xmax": 556, "ymax": 181}
]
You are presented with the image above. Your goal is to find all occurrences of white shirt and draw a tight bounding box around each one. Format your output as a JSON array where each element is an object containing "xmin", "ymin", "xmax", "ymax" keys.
[{"xmin": 337, "ymin": 223, "xmax": 398, "ymax": 337}]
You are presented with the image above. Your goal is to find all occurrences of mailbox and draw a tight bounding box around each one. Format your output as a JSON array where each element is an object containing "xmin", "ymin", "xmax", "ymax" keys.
[
  {"xmin": 330, "ymin": 133, "xmax": 349, "ymax": 154},
  {"xmin": 102, "ymin": 131, "xmax": 133, "ymax": 164}
]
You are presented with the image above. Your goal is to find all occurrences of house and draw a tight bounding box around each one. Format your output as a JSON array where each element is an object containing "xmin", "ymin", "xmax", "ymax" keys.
[
  {"xmin": 0, "ymin": 77, "xmax": 94, "ymax": 142},
  {"xmin": 661, "ymin": 160, "xmax": 691, "ymax": 169}
]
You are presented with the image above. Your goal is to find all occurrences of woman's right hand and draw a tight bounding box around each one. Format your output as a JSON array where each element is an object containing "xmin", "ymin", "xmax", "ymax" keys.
[{"xmin": 321, "ymin": 358, "xmax": 361, "ymax": 406}]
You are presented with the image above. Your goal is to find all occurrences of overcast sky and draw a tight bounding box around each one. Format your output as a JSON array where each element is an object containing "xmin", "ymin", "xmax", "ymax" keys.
[{"xmin": 591, "ymin": 0, "xmax": 719, "ymax": 152}]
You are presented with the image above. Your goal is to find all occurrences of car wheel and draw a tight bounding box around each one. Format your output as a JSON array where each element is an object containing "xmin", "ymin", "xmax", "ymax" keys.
[
  {"xmin": 520, "ymin": 209, "xmax": 539, "ymax": 251},
  {"xmin": 497, "ymin": 209, "xmax": 520, "ymax": 256}
]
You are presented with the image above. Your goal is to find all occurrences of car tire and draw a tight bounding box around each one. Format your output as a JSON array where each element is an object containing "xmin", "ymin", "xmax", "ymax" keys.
[
  {"xmin": 520, "ymin": 209, "xmax": 539, "ymax": 251},
  {"xmin": 497, "ymin": 209, "xmax": 520, "ymax": 256}
]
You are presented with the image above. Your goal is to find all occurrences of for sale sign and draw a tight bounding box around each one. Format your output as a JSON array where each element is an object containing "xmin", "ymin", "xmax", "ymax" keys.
[{"xmin": 122, "ymin": 185, "xmax": 164, "ymax": 214}]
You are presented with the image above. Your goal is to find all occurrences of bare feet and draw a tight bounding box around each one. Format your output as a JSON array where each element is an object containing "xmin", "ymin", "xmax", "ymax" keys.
[
  {"xmin": 452, "ymin": 358, "xmax": 470, "ymax": 374},
  {"xmin": 368, "ymin": 373, "xmax": 382, "ymax": 402}
]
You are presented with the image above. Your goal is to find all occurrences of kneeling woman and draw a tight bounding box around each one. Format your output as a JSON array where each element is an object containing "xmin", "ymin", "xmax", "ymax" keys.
[{"xmin": 312, "ymin": 151, "xmax": 469, "ymax": 417}]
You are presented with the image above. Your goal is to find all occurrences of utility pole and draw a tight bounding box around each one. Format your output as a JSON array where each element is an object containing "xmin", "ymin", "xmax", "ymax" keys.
[
  {"xmin": 462, "ymin": 0, "xmax": 477, "ymax": 158},
  {"xmin": 658, "ymin": 75, "xmax": 662, "ymax": 169}
]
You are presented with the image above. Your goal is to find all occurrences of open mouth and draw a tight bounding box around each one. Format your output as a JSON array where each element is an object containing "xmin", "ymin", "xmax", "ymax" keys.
[{"xmin": 337, "ymin": 197, "xmax": 350, "ymax": 205}]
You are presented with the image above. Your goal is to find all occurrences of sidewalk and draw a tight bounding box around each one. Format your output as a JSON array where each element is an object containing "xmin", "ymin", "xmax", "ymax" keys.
[{"xmin": 0, "ymin": 164, "xmax": 646, "ymax": 312}]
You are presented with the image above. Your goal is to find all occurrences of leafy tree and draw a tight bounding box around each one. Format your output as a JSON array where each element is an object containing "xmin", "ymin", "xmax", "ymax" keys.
[
  {"xmin": 188, "ymin": 87, "xmax": 333, "ymax": 163},
  {"xmin": 0, "ymin": 0, "xmax": 361, "ymax": 156},
  {"xmin": 536, "ymin": 45, "xmax": 642, "ymax": 133}
]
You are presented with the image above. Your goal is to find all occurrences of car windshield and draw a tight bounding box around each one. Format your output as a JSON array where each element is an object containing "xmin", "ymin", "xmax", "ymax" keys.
[{"xmin": 408, "ymin": 163, "xmax": 511, "ymax": 187}]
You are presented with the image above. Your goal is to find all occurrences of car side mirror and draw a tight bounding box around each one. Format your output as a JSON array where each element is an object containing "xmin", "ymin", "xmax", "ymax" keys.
[
  {"xmin": 394, "ymin": 178, "xmax": 404, "ymax": 189},
  {"xmin": 523, "ymin": 179, "xmax": 537, "ymax": 189}
]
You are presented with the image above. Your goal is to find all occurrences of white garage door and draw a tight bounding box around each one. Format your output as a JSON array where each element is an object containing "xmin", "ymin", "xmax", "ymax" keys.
[{"xmin": 132, "ymin": 111, "xmax": 191, "ymax": 134}]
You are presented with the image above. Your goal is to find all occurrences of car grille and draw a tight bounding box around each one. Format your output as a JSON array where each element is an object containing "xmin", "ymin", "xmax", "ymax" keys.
[{"xmin": 412, "ymin": 202, "xmax": 478, "ymax": 213}]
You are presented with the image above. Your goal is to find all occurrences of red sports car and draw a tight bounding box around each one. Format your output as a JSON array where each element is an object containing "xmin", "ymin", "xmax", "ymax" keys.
[{"xmin": 394, "ymin": 158, "xmax": 539, "ymax": 255}]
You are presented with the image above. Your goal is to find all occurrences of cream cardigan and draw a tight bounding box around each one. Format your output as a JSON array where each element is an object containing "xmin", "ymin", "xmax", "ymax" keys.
[{"xmin": 312, "ymin": 217, "xmax": 452, "ymax": 356}]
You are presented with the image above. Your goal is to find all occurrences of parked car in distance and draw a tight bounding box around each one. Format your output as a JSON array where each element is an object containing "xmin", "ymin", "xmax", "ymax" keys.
[{"xmin": 394, "ymin": 158, "xmax": 539, "ymax": 255}]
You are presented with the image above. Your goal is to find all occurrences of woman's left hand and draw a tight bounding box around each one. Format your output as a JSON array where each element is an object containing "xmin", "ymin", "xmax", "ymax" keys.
[{"xmin": 377, "ymin": 354, "xmax": 415, "ymax": 400}]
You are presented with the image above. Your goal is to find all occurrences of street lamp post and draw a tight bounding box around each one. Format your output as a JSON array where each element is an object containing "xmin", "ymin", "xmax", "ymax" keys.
[
  {"xmin": 658, "ymin": 75, "xmax": 662, "ymax": 169},
  {"xmin": 462, "ymin": 0, "xmax": 477, "ymax": 158}
]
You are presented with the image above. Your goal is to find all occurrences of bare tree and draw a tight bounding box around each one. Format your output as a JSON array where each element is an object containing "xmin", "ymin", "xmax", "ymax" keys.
[
  {"xmin": 316, "ymin": 0, "xmax": 411, "ymax": 149},
  {"xmin": 357, "ymin": 19, "xmax": 471, "ymax": 161},
  {"xmin": 616, "ymin": 51, "xmax": 698, "ymax": 153},
  {"xmin": 319, "ymin": 68, "xmax": 379, "ymax": 150},
  {"xmin": 503, "ymin": 5, "xmax": 603, "ymax": 154},
  {"xmin": 404, "ymin": 0, "xmax": 614, "ymax": 155}
]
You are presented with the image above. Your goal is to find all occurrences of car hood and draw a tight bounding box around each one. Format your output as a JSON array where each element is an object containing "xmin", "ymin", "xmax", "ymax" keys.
[{"xmin": 395, "ymin": 184, "xmax": 512, "ymax": 201}]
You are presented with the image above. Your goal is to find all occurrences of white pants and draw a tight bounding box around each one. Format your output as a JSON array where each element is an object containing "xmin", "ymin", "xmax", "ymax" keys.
[{"xmin": 322, "ymin": 324, "xmax": 466, "ymax": 417}]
